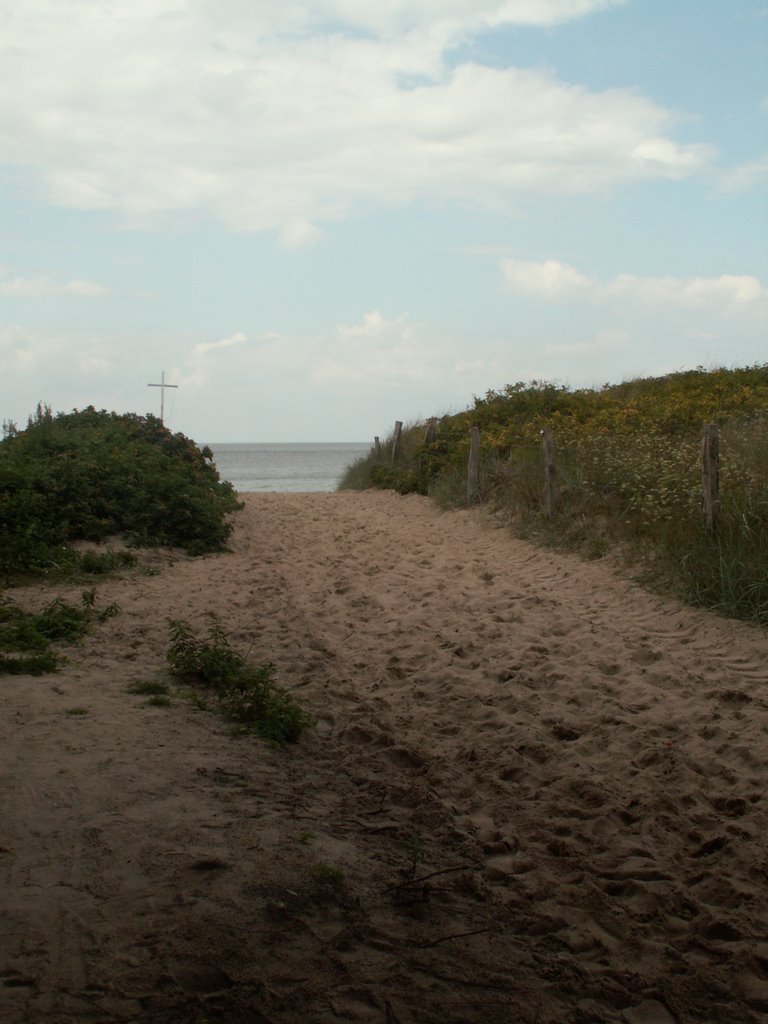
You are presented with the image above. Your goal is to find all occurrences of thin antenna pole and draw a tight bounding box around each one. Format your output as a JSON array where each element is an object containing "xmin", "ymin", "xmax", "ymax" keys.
[{"xmin": 147, "ymin": 370, "xmax": 179, "ymax": 425}]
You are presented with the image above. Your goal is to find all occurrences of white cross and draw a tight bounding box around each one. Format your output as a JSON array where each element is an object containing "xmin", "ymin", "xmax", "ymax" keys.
[{"xmin": 147, "ymin": 371, "xmax": 179, "ymax": 425}]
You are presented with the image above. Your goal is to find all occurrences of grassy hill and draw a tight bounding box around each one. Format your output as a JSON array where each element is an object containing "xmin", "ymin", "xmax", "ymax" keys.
[{"xmin": 341, "ymin": 366, "xmax": 768, "ymax": 625}]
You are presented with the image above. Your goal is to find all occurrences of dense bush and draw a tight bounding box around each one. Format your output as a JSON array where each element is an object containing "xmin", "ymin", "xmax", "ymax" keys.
[
  {"xmin": 340, "ymin": 366, "xmax": 768, "ymax": 624},
  {"xmin": 0, "ymin": 404, "xmax": 241, "ymax": 577}
]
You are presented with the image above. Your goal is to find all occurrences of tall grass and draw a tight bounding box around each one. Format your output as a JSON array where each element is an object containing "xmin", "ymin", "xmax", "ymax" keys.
[{"xmin": 339, "ymin": 367, "xmax": 768, "ymax": 625}]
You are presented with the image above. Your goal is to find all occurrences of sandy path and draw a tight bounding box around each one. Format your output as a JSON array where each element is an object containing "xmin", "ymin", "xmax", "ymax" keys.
[{"xmin": 1, "ymin": 491, "xmax": 767, "ymax": 1024}]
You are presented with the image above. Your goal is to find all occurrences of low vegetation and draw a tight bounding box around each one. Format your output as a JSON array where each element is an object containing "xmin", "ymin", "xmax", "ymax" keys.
[
  {"xmin": 340, "ymin": 365, "xmax": 768, "ymax": 625},
  {"xmin": 1, "ymin": 403, "xmax": 241, "ymax": 580},
  {"xmin": 126, "ymin": 679, "xmax": 171, "ymax": 698},
  {"xmin": 167, "ymin": 618, "xmax": 314, "ymax": 743},
  {"xmin": 0, "ymin": 591, "xmax": 119, "ymax": 675},
  {"xmin": 125, "ymin": 679, "xmax": 173, "ymax": 706}
]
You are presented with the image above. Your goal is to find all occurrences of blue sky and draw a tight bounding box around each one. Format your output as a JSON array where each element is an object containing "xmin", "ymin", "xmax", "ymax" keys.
[{"xmin": 1, "ymin": 0, "xmax": 766, "ymax": 441}]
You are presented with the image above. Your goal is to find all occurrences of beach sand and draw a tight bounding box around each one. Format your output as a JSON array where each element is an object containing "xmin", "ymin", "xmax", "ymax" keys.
[{"xmin": 1, "ymin": 491, "xmax": 767, "ymax": 1023}]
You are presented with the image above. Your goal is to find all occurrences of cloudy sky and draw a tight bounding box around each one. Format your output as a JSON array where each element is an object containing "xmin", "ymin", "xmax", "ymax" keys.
[{"xmin": 1, "ymin": 0, "xmax": 766, "ymax": 441}]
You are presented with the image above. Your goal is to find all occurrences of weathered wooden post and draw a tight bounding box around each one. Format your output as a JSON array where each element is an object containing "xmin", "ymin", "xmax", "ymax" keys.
[
  {"xmin": 541, "ymin": 428, "xmax": 556, "ymax": 516},
  {"xmin": 701, "ymin": 422, "xmax": 720, "ymax": 533},
  {"xmin": 419, "ymin": 418, "xmax": 437, "ymax": 480},
  {"xmin": 391, "ymin": 421, "xmax": 403, "ymax": 466},
  {"xmin": 467, "ymin": 426, "xmax": 481, "ymax": 505},
  {"xmin": 374, "ymin": 436, "xmax": 382, "ymax": 462}
]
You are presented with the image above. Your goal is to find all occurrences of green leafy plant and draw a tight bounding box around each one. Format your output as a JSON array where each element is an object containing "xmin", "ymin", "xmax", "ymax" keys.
[
  {"xmin": 309, "ymin": 863, "xmax": 346, "ymax": 902},
  {"xmin": 0, "ymin": 404, "xmax": 242, "ymax": 578},
  {"xmin": 126, "ymin": 679, "xmax": 171, "ymax": 696},
  {"xmin": 181, "ymin": 690, "xmax": 212, "ymax": 712},
  {"xmin": 0, "ymin": 591, "xmax": 116, "ymax": 674},
  {"xmin": 167, "ymin": 618, "xmax": 314, "ymax": 743},
  {"xmin": 0, "ymin": 651, "xmax": 59, "ymax": 675},
  {"xmin": 78, "ymin": 550, "xmax": 138, "ymax": 575},
  {"xmin": 311, "ymin": 863, "xmax": 345, "ymax": 886},
  {"xmin": 145, "ymin": 694, "xmax": 172, "ymax": 707}
]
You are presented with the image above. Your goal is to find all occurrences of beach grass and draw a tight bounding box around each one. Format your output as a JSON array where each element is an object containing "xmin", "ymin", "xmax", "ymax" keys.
[{"xmin": 339, "ymin": 365, "xmax": 768, "ymax": 625}]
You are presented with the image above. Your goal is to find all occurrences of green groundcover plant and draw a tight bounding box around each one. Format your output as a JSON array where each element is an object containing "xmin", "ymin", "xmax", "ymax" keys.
[
  {"xmin": 167, "ymin": 618, "xmax": 314, "ymax": 743},
  {"xmin": 0, "ymin": 590, "xmax": 118, "ymax": 675},
  {"xmin": 1, "ymin": 404, "xmax": 242, "ymax": 578}
]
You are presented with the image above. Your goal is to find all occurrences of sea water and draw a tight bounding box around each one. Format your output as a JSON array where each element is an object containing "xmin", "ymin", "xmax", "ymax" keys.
[{"xmin": 206, "ymin": 442, "xmax": 371, "ymax": 493}]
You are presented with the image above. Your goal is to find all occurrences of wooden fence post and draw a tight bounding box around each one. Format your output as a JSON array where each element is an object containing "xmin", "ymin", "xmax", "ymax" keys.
[
  {"xmin": 374, "ymin": 436, "xmax": 382, "ymax": 462},
  {"xmin": 701, "ymin": 422, "xmax": 720, "ymax": 532},
  {"xmin": 541, "ymin": 428, "xmax": 556, "ymax": 516},
  {"xmin": 420, "ymin": 419, "xmax": 437, "ymax": 477},
  {"xmin": 467, "ymin": 426, "xmax": 480, "ymax": 505},
  {"xmin": 391, "ymin": 421, "xmax": 403, "ymax": 466}
]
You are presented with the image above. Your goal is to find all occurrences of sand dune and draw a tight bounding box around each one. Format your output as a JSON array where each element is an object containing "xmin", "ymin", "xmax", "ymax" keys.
[{"xmin": 2, "ymin": 491, "xmax": 767, "ymax": 1023}]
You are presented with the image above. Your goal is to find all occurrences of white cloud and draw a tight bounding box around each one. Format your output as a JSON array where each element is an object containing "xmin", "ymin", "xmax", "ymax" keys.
[
  {"xmin": 0, "ymin": 323, "xmax": 115, "ymax": 376},
  {"xmin": 171, "ymin": 310, "xmax": 472, "ymax": 393},
  {"xmin": 279, "ymin": 220, "xmax": 323, "ymax": 249},
  {"xmin": 0, "ymin": 272, "xmax": 107, "ymax": 296},
  {"xmin": 0, "ymin": 0, "xmax": 708, "ymax": 238},
  {"xmin": 299, "ymin": 0, "xmax": 627, "ymax": 33},
  {"xmin": 720, "ymin": 153, "xmax": 768, "ymax": 192},
  {"xmin": 454, "ymin": 357, "xmax": 487, "ymax": 373},
  {"xmin": 315, "ymin": 310, "xmax": 439, "ymax": 385},
  {"xmin": 604, "ymin": 273, "xmax": 765, "ymax": 307},
  {"xmin": 630, "ymin": 137, "xmax": 706, "ymax": 177},
  {"xmin": 502, "ymin": 259, "xmax": 767, "ymax": 310},
  {"xmin": 177, "ymin": 331, "xmax": 248, "ymax": 391},
  {"xmin": 192, "ymin": 332, "xmax": 248, "ymax": 359},
  {"xmin": 501, "ymin": 259, "xmax": 591, "ymax": 296},
  {"xmin": 79, "ymin": 353, "xmax": 113, "ymax": 374},
  {"xmin": 546, "ymin": 329, "xmax": 629, "ymax": 354}
]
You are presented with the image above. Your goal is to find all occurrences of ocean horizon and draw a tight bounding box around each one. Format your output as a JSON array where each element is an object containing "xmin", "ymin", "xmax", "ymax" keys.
[{"xmin": 206, "ymin": 441, "xmax": 371, "ymax": 493}]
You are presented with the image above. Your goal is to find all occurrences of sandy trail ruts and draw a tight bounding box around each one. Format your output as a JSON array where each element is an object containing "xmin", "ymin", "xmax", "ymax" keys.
[{"xmin": 1, "ymin": 490, "xmax": 767, "ymax": 1024}]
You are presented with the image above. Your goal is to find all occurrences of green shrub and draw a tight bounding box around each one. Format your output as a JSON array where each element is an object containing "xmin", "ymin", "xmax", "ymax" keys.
[
  {"xmin": 167, "ymin": 618, "xmax": 314, "ymax": 743},
  {"xmin": 0, "ymin": 404, "xmax": 241, "ymax": 578},
  {"xmin": 78, "ymin": 550, "xmax": 138, "ymax": 574}
]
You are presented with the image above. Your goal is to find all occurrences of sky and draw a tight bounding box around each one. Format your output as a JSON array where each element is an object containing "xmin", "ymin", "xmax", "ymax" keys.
[{"xmin": 1, "ymin": 0, "xmax": 767, "ymax": 442}]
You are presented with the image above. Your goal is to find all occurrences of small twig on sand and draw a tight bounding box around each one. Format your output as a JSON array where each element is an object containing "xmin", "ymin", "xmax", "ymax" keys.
[
  {"xmin": 381, "ymin": 864, "xmax": 476, "ymax": 895},
  {"xmin": 414, "ymin": 926, "xmax": 495, "ymax": 949},
  {"xmin": 63, "ymin": 990, "xmax": 130, "ymax": 1020}
]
